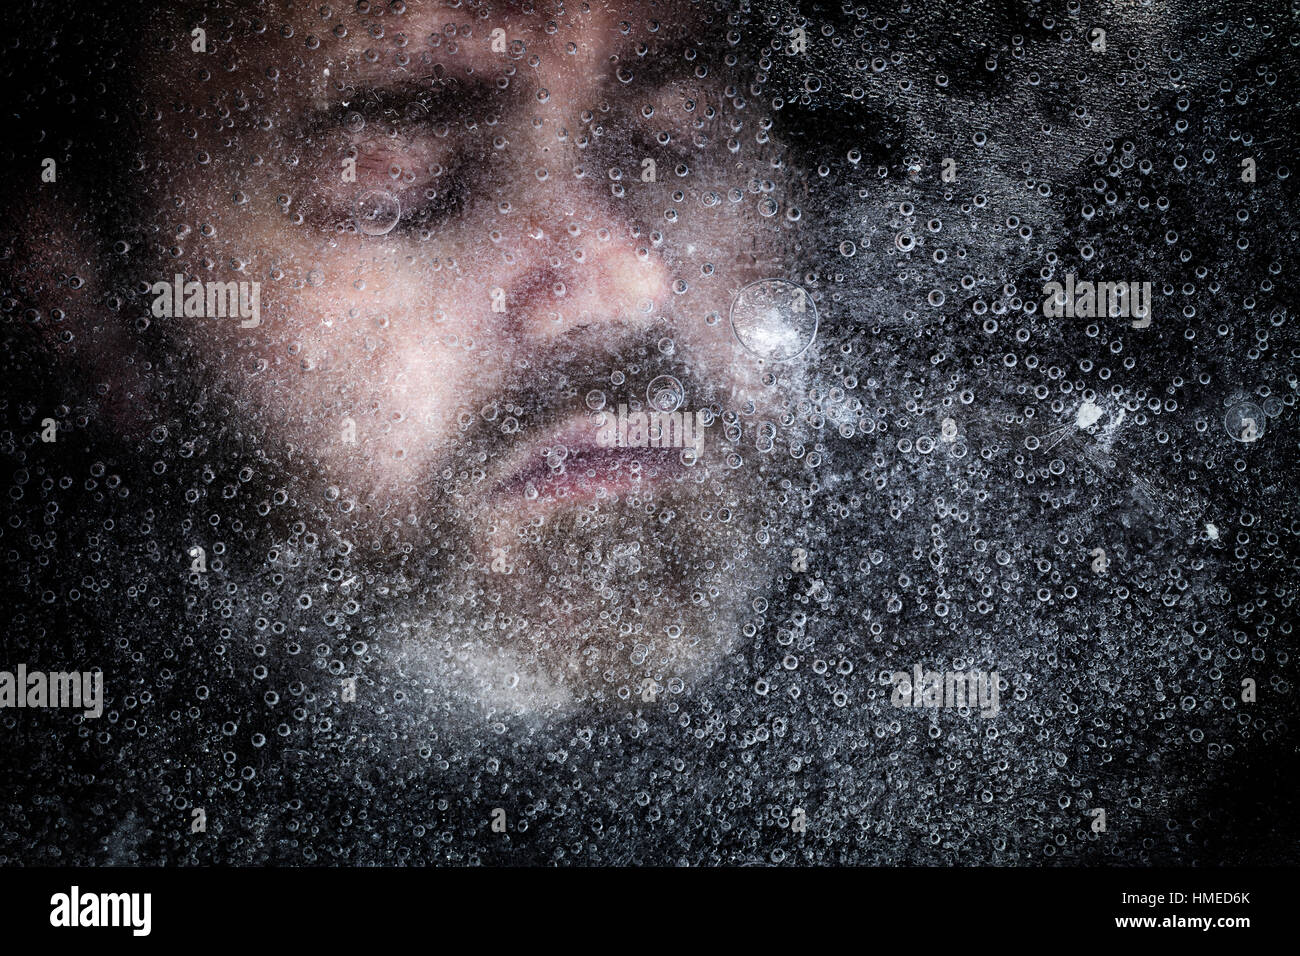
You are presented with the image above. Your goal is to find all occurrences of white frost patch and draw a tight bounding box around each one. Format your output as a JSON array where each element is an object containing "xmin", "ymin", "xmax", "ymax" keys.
[{"xmin": 1076, "ymin": 401, "xmax": 1104, "ymax": 429}]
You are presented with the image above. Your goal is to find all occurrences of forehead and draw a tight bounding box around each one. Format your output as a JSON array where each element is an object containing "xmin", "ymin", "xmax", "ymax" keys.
[{"xmin": 191, "ymin": 0, "xmax": 709, "ymax": 96}]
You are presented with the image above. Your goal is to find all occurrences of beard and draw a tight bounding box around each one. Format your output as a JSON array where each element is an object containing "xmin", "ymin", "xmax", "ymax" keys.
[
  {"xmin": 386, "ymin": 473, "xmax": 777, "ymax": 717},
  {"xmin": 167, "ymin": 322, "xmax": 807, "ymax": 730}
]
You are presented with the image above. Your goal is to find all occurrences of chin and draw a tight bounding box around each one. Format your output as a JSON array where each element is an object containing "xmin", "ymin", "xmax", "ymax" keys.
[
  {"xmin": 391, "ymin": 597, "xmax": 744, "ymax": 720},
  {"xmin": 395, "ymin": 489, "xmax": 771, "ymax": 718}
]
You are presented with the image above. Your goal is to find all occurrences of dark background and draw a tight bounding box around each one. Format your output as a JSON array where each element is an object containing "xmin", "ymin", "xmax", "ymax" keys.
[{"xmin": 1, "ymin": 0, "xmax": 1297, "ymax": 865}]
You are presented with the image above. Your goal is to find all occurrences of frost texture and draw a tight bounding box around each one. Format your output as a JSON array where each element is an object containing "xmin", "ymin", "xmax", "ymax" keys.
[{"xmin": 1, "ymin": 0, "xmax": 1297, "ymax": 865}]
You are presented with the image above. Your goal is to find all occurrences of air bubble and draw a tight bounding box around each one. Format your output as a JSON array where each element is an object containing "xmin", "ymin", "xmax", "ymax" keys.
[
  {"xmin": 729, "ymin": 279, "xmax": 819, "ymax": 362},
  {"xmin": 354, "ymin": 189, "xmax": 401, "ymax": 236}
]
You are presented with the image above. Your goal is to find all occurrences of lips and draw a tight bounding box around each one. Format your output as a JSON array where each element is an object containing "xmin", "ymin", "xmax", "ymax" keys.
[{"xmin": 492, "ymin": 416, "xmax": 690, "ymax": 503}]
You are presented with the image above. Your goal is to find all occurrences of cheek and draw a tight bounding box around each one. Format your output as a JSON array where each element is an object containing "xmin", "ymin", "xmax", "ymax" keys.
[
  {"xmin": 180, "ymin": 248, "xmax": 481, "ymax": 490},
  {"xmin": 283, "ymin": 307, "xmax": 480, "ymax": 488},
  {"xmin": 648, "ymin": 204, "xmax": 797, "ymax": 392}
]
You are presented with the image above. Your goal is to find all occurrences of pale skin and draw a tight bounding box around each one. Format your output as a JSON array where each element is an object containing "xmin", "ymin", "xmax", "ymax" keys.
[{"xmin": 28, "ymin": 0, "xmax": 812, "ymax": 709}]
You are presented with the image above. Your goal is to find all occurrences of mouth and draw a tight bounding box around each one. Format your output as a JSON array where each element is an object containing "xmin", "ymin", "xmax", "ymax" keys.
[{"xmin": 491, "ymin": 413, "xmax": 696, "ymax": 504}]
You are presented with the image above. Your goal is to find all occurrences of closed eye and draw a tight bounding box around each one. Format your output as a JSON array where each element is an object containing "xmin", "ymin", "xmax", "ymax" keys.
[{"xmin": 289, "ymin": 77, "xmax": 504, "ymax": 231}]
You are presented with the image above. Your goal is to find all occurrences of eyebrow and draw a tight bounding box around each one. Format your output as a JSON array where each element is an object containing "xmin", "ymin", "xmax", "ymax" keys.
[
  {"xmin": 300, "ymin": 75, "xmax": 502, "ymax": 139},
  {"xmin": 298, "ymin": 27, "xmax": 706, "ymax": 142}
]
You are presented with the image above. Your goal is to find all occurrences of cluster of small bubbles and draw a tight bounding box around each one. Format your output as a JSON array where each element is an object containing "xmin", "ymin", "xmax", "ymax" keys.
[{"xmin": 1, "ymin": 0, "xmax": 1294, "ymax": 872}]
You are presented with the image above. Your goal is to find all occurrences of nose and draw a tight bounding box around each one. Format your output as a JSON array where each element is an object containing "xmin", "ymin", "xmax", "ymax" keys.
[
  {"xmin": 493, "ymin": 213, "xmax": 672, "ymax": 344},
  {"xmin": 478, "ymin": 115, "xmax": 673, "ymax": 347}
]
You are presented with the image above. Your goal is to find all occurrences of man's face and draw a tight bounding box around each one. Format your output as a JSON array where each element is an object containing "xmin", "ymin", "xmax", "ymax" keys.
[{"xmin": 140, "ymin": 1, "xmax": 811, "ymax": 712}]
